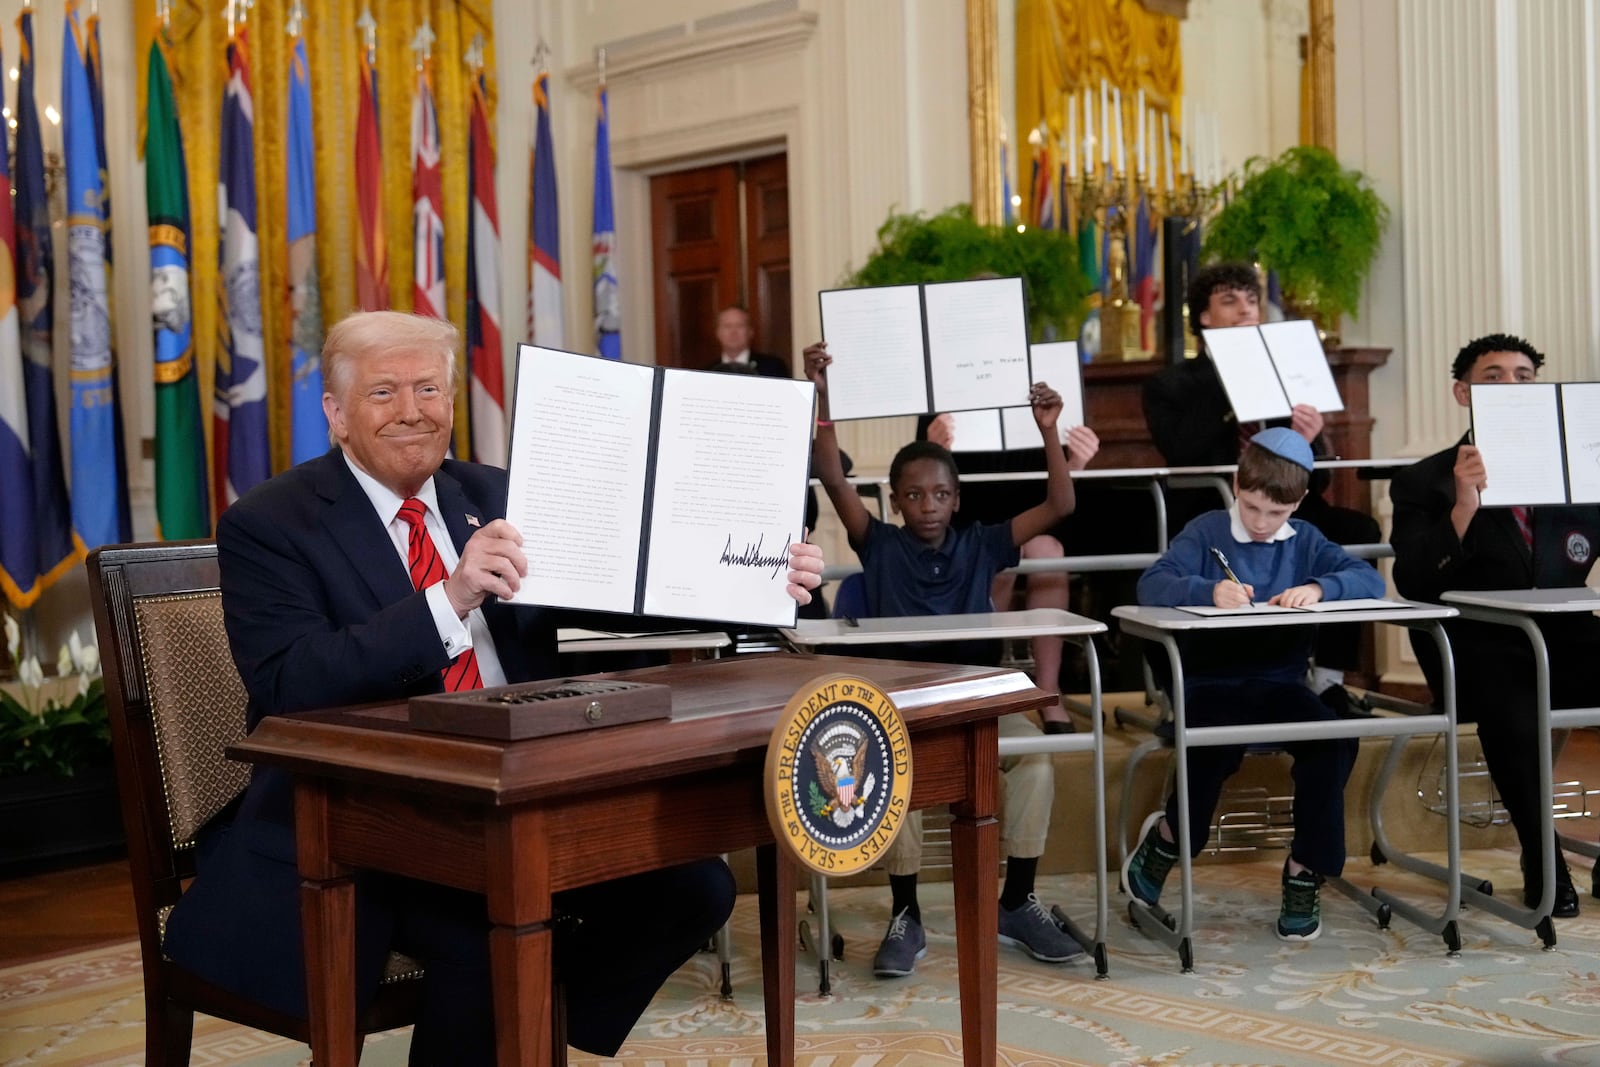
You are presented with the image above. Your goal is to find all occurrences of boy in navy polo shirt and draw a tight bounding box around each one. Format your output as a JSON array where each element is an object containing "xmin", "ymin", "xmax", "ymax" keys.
[
  {"xmin": 804, "ymin": 340, "xmax": 1098, "ymax": 977},
  {"xmin": 1130, "ymin": 427, "xmax": 1385, "ymax": 940}
]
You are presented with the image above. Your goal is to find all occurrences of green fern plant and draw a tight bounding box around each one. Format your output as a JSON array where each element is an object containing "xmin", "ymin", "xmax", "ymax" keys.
[
  {"xmin": 845, "ymin": 205, "xmax": 1094, "ymax": 341},
  {"xmin": 1203, "ymin": 145, "xmax": 1389, "ymax": 324}
]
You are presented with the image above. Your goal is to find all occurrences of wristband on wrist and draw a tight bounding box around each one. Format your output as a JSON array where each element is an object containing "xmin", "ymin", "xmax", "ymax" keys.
[{"xmin": 815, "ymin": 418, "xmax": 833, "ymax": 428}]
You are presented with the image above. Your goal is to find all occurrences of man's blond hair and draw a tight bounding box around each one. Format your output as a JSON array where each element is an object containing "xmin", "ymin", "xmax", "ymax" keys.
[{"xmin": 322, "ymin": 311, "xmax": 460, "ymax": 405}]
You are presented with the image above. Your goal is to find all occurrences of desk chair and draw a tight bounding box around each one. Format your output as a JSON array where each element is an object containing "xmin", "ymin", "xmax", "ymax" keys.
[{"xmin": 88, "ymin": 543, "xmax": 424, "ymax": 1065}]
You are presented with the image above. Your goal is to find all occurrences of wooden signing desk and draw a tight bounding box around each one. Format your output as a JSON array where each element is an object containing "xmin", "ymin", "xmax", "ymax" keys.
[{"xmin": 229, "ymin": 653, "xmax": 1050, "ymax": 1067}]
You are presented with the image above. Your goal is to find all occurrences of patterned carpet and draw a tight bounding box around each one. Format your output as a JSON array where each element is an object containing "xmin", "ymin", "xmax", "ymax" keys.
[{"xmin": 6, "ymin": 850, "xmax": 1600, "ymax": 1066}]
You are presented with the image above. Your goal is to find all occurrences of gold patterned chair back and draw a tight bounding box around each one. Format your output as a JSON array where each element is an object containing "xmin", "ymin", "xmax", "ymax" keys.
[{"xmin": 132, "ymin": 592, "xmax": 250, "ymax": 846}]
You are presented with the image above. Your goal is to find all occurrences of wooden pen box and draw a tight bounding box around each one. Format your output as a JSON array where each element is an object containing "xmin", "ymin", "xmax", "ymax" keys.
[{"xmin": 408, "ymin": 679, "xmax": 672, "ymax": 740}]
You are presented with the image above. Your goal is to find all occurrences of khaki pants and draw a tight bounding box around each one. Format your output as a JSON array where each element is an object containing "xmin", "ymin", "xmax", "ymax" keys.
[{"xmin": 879, "ymin": 712, "xmax": 1053, "ymax": 876}]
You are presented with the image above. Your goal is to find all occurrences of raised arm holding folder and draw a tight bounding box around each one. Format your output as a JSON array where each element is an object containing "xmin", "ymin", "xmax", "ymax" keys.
[
  {"xmin": 1202, "ymin": 320, "xmax": 1344, "ymax": 423},
  {"xmin": 818, "ymin": 276, "xmax": 1032, "ymax": 421},
  {"xmin": 942, "ymin": 341, "xmax": 1087, "ymax": 453},
  {"xmin": 504, "ymin": 345, "xmax": 816, "ymax": 627},
  {"xmin": 1471, "ymin": 381, "xmax": 1600, "ymax": 507}
]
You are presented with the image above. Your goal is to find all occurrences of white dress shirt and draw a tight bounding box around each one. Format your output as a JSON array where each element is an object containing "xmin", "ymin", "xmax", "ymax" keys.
[{"xmin": 342, "ymin": 454, "xmax": 510, "ymax": 687}]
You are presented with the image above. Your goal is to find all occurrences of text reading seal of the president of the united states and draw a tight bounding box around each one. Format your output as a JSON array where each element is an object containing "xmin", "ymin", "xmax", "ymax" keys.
[{"xmin": 764, "ymin": 674, "xmax": 912, "ymax": 876}]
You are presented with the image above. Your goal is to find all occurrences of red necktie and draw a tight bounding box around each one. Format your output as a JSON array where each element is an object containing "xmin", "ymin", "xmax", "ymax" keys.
[
  {"xmin": 397, "ymin": 498, "xmax": 483, "ymax": 692},
  {"xmin": 1511, "ymin": 505, "xmax": 1534, "ymax": 548}
]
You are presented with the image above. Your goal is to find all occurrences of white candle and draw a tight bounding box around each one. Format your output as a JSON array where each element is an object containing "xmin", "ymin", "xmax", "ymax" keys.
[
  {"xmin": 1084, "ymin": 89, "xmax": 1095, "ymax": 176},
  {"xmin": 1162, "ymin": 112, "xmax": 1173, "ymax": 192},
  {"xmin": 1112, "ymin": 87, "xmax": 1124, "ymax": 176},
  {"xmin": 1210, "ymin": 113, "xmax": 1222, "ymax": 184},
  {"xmin": 1066, "ymin": 103, "xmax": 1077, "ymax": 180},
  {"xmin": 1182, "ymin": 107, "xmax": 1192, "ymax": 178},
  {"xmin": 1136, "ymin": 89, "xmax": 1146, "ymax": 178},
  {"xmin": 1148, "ymin": 112, "xmax": 1158, "ymax": 187},
  {"xmin": 1100, "ymin": 79, "xmax": 1109, "ymax": 165}
]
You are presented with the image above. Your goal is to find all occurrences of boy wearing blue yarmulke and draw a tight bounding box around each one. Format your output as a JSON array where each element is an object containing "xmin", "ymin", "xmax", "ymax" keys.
[{"xmin": 1129, "ymin": 427, "xmax": 1386, "ymax": 941}]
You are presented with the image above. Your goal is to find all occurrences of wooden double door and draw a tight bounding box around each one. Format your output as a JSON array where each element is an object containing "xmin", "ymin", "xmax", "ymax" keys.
[{"xmin": 650, "ymin": 153, "xmax": 791, "ymax": 372}]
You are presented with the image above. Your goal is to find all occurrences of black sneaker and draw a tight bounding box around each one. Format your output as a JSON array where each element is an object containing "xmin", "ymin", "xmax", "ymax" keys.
[
  {"xmin": 872, "ymin": 907, "xmax": 927, "ymax": 977},
  {"xmin": 1277, "ymin": 862, "xmax": 1323, "ymax": 941},
  {"xmin": 1122, "ymin": 812, "xmax": 1177, "ymax": 906}
]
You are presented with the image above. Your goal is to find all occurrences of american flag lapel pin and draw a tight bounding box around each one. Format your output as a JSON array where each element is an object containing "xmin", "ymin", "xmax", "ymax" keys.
[{"xmin": 466, "ymin": 514, "xmax": 481, "ymax": 528}]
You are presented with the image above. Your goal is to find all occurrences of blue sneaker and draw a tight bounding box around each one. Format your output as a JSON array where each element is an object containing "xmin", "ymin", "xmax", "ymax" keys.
[
  {"xmin": 872, "ymin": 908, "xmax": 927, "ymax": 977},
  {"xmin": 1277, "ymin": 862, "xmax": 1323, "ymax": 941},
  {"xmin": 1123, "ymin": 812, "xmax": 1177, "ymax": 906}
]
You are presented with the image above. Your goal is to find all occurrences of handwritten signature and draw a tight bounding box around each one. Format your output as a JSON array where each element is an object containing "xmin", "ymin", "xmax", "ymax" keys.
[{"xmin": 718, "ymin": 532, "xmax": 791, "ymax": 579}]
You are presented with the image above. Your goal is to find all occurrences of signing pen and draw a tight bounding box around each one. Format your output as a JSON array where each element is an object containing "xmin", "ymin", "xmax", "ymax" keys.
[{"xmin": 1209, "ymin": 547, "xmax": 1254, "ymax": 609}]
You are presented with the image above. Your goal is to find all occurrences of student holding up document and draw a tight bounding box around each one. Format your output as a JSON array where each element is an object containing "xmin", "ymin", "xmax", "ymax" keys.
[
  {"xmin": 1391, "ymin": 333, "xmax": 1600, "ymax": 918},
  {"xmin": 1132, "ymin": 428, "xmax": 1384, "ymax": 942},
  {"xmin": 919, "ymin": 340, "xmax": 1101, "ymax": 731},
  {"xmin": 1142, "ymin": 262, "xmax": 1380, "ymax": 707},
  {"xmin": 805, "ymin": 340, "xmax": 1092, "ymax": 977}
]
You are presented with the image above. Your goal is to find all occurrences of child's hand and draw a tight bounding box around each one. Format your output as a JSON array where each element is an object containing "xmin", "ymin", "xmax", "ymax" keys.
[
  {"xmin": 926, "ymin": 413, "xmax": 956, "ymax": 449},
  {"xmin": 1213, "ymin": 579, "xmax": 1254, "ymax": 608},
  {"xmin": 1289, "ymin": 404, "xmax": 1324, "ymax": 443},
  {"xmin": 1030, "ymin": 382, "xmax": 1063, "ymax": 429},
  {"xmin": 1064, "ymin": 425, "xmax": 1100, "ymax": 471},
  {"xmin": 802, "ymin": 343, "xmax": 831, "ymax": 397},
  {"xmin": 1269, "ymin": 583, "xmax": 1324, "ymax": 608}
]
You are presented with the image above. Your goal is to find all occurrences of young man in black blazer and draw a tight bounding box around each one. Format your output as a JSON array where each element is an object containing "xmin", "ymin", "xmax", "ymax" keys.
[{"xmin": 1390, "ymin": 332, "xmax": 1600, "ymax": 918}]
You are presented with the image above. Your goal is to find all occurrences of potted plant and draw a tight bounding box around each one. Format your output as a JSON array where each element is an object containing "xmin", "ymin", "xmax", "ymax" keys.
[
  {"xmin": 1202, "ymin": 145, "xmax": 1390, "ymax": 334},
  {"xmin": 0, "ymin": 614, "xmax": 120, "ymax": 875},
  {"xmin": 847, "ymin": 205, "xmax": 1095, "ymax": 341}
]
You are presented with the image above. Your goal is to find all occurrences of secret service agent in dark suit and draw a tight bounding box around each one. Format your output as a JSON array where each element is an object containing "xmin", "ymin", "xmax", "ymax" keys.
[
  {"xmin": 162, "ymin": 311, "xmax": 824, "ymax": 1063},
  {"xmin": 704, "ymin": 304, "xmax": 790, "ymax": 377},
  {"xmin": 1391, "ymin": 332, "xmax": 1600, "ymax": 918}
]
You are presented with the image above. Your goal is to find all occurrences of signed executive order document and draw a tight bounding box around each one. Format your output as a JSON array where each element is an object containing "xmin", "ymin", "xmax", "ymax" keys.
[{"xmin": 504, "ymin": 345, "xmax": 816, "ymax": 628}]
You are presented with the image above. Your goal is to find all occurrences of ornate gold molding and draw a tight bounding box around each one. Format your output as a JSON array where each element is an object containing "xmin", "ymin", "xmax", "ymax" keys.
[
  {"xmin": 1308, "ymin": 0, "xmax": 1336, "ymax": 151},
  {"xmin": 967, "ymin": 0, "xmax": 1000, "ymax": 226}
]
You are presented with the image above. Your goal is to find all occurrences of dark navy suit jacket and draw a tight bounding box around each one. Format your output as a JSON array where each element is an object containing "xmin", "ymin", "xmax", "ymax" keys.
[{"xmin": 164, "ymin": 449, "xmax": 561, "ymax": 1018}]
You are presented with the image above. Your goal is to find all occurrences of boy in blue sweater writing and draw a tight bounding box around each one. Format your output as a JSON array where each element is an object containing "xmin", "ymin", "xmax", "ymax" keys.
[
  {"xmin": 1129, "ymin": 427, "xmax": 1385, "ymax": 940},
  {"xmin": 804, "ymin": 340, "xmax": 1099, "ymax": 976}
]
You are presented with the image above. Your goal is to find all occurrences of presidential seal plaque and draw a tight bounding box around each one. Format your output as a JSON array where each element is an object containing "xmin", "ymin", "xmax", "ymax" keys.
[{"xmin": 764, "ymin": 674, "xmax": 913, "ymax": 876}]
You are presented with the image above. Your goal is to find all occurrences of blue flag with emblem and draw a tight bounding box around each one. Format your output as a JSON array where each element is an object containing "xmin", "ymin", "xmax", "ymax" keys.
[
  {"xmin": 215, "ymin": 27, "xmax": 269, "ymax": 508},
  {"xmin": 286, "ymin": 33, "xmax": 326, "ymax": 463},
  {"xmin": 10, "ymin": 9, "xmax": 77, "ymax": 601},
  {"xmin": 591, "ymin": 85, "xmax": 621, "ymax": 360},
  {"xmin": 63, "ymin": 4, "xmax": 126, "ymax": 550}
]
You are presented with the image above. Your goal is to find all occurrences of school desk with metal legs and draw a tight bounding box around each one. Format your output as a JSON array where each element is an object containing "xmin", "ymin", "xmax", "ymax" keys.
[
  {"xmin": 783, "ymin": 609, "xmax": 1113, "ymax": 982},
  {"xmin": 1438, "ymin": 588, "xmax": 1600, "ymax": 948},
  {"xmin": 1110, "ymin": 602, "xmax": 1463, "ymax": 971}
]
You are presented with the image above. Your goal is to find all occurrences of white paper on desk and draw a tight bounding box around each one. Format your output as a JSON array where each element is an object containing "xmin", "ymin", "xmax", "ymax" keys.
[
  {"xmin": 505, "ymin": 346, "xmax": 654, "ymax": 613},
  {"xmin": 1175, "ymin": 603, "xmax": 1303, "ymax": 616},
  {"xmin": 819, "ymin": 285, "xmax": 929, "ymax": 420},
  {"xmin": 641, "ymin": 370, "xmax": 814, "ymax": 627},
  {"xmin": 948, "ymin": 409, "xmax": 1005, "ymax": 452},
  {"xmin": 1560, "ymin": 382, "xmax": 1600, "ymax": 504},
  {"xmin": 1298, "ymin": 597, "xmax": 1403, "ymax": 612},
  {"xmin": 924, "ymin": 277, "xmax": 1032, "ymax": 413},
  {"xmin": 1000, "ymin": 341, "xmax": 1083, "ymax": 448},
  {"xmin": 1260, "ymin": 320, "xmax": 1343, "ymax": 412},
  {"xmin": 1472, "ymin": 382, "xmax": 1568, "ymax": 506},
  {"xmin": 1203, "ymin": 326, "xmax": 1292, "ymax": 423}
]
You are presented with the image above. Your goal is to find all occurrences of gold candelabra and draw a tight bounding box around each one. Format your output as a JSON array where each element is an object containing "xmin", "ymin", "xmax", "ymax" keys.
[{"xmin": 1067, "ymin": 168, "xmax": 1217, "ymax": 361}]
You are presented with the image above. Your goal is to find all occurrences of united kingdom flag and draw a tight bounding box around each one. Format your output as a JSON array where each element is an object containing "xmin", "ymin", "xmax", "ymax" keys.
[{"xmin": 411, "ymin": 37, "xmax": 444, "ymax": 320}]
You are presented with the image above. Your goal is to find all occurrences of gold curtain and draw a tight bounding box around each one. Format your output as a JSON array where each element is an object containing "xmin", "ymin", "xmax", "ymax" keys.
[
  {"xmin": 1015, "ymin": 0, "xmax": 1181, "ymax": 220},
  {"xmin": 134, "ymin": 0, "xmax": 496, "ymax": 472}
]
